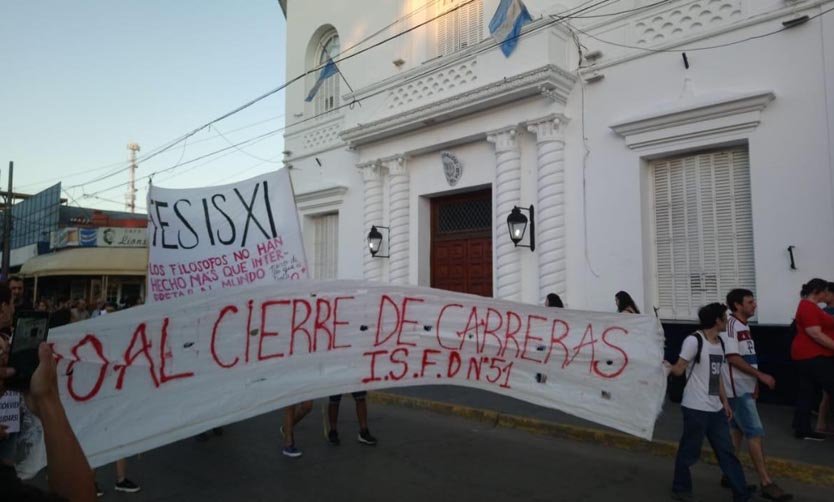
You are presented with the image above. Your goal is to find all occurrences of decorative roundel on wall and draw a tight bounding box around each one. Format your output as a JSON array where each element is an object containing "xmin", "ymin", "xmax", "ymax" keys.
[{"xmin": 441, "ymin": 151, "xmax": 462, "ymax": 187}]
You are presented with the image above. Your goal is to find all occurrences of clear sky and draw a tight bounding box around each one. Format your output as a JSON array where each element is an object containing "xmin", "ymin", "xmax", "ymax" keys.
[{"xmin": 0, "ymin": 1, "xmax": 287, "ymax": 213}]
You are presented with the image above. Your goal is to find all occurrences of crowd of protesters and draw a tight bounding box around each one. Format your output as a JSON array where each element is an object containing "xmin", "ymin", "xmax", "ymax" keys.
[
  {"xmin": 551, "ymin": 282, "xmax": 831, "ymax": 501},
  {"xmin": 2, "ymin": 278, "xmax": 143, "ymax": 498},
  {"xmin": 662, "ymin": 279, "xmax": 834, "ymax": 502}
]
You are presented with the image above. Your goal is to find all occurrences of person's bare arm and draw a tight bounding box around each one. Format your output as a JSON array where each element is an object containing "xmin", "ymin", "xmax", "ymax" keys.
[
  {"xmin": 726, "ymin": 354, "xmax": 775, "ymax": 389},
  {"xmin": 24, "ymin": 343, "xmax": 95, "ymax": 502},
  {"xmin": 665, "ymin": 357, "xmax": 689, "ymax": 377}
]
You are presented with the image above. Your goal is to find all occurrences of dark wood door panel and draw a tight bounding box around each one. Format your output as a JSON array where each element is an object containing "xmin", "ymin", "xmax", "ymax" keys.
[{"xmin": 430, "ymin": 190, "xmax": 493, "ymax": 298}]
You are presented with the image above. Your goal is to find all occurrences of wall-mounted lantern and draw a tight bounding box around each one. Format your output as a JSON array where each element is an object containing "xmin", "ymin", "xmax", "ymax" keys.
[
  {"xmin": 507, "ymin": 205, "xmax": 535, "ymax": 252},
  {"xmin": 367, "ymin": 225, "xmax": 390, "ymax": 258}
]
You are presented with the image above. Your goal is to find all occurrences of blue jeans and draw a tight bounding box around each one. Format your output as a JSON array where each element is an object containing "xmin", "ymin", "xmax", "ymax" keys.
[{"xmin": 673, "ymin": 406, "xmax": 750, "ymax": 501}]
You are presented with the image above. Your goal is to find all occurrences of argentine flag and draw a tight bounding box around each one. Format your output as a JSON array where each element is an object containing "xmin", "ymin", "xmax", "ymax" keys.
[
  {"xmin": 489, "ymin": 0, "xmax": 533, "ymax": 57},
  {"xmin": 305, "ymin": 58, "xmax": 339, "ymax": 102}
]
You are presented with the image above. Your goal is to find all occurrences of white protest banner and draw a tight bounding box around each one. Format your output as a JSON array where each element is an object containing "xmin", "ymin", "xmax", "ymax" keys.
[
  {"xmin": 17, "ymin": 280, "xmax": 666, "ymax": 477},
  {"xmin": 0, "ymin": 392, "xmax": 21, "ymax": 433},
  {"xmin": 146, "ymin": 169, "xmax": 307, "ymax": 303}
]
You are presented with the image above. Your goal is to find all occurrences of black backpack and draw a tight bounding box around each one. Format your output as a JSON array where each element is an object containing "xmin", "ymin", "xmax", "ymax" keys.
[{"xmin": 667, "ymin": 331, "xmax": 725, "ymax": 403}]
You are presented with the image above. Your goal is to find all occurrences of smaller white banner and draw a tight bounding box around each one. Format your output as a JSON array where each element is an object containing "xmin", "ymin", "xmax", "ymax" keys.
[
  {"xmin": 146, "ymin": 169, "xmax": 308, "ymax": 303},
  {"xmin": 0, "ymin": 392, "xmax": 21, "ymax": 433}
]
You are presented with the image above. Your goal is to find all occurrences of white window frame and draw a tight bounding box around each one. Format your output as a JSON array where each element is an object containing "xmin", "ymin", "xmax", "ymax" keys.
[
  {"xmin": 295, "ymin": 185, "xmax": 347, "ymax": 279},
  {"xmin": 309, "ymin": 29, "xmax": 340, "ymax": 115},
  {"xmin": 310, "ymin": 212, "xmax": 339, "ymax": 280},
  {"xmin": 648, "ymin": 147, "xmax": 755, "ymax": 320},
  {"xmin": 611, "ymin": 89, "xmax": 774, "ymax": 319}
]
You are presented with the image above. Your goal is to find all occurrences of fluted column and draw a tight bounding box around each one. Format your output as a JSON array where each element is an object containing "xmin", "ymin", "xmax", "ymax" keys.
[
  {"xmin": 387, "ymin": 156, "xmax": 410, "ymax": 285},
  {"xmin": 360, "ymin": 162, "xmax": 384, "ymax": 282},
  {"xmin": 487, "ymin": 127, "xmax": 522, "ymax": 301},
  {"xmin": 528, "ymin": 115, "xmax": 569, "ymax": 303}
]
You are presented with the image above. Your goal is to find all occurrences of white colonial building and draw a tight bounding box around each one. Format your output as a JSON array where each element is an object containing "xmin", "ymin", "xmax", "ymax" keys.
[{"xmin": 283, "ymin": 0, "xmax": 834, "ymax": 326}]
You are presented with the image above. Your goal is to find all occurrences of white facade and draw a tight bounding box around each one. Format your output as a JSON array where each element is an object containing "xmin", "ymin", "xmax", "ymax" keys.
[{"xmin": 284, "ymin": 0, "xmax": 834, "ymax": 325}]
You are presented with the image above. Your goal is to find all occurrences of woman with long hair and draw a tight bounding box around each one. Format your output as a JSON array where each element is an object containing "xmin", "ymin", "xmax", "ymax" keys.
[
  {"xmin": 615, "ymin": 291, "xmax": 640, "ymax": 314},
  {"xmin": 791, "ymin": 278, "xmax": 834, "ymax": 440}
]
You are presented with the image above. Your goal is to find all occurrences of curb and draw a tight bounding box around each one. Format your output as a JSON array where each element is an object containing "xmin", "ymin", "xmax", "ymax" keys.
[{"xmin": 369, "ymin": 392, "xmax": 834, "ymax": 488}]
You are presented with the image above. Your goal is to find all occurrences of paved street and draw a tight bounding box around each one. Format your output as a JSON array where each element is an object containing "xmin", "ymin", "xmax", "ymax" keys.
[{"xmin": 35, "ymin": 401, "xmax": 832, "ymax": 501}]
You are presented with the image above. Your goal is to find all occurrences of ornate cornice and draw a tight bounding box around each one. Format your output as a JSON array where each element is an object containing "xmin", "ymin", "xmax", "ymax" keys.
[
  {"xmin": 610, "ymin": 90, "xmax": 775, "ymax": 151},
  {"xmin": 294, "ymin": 185, "xmax": 348, "ymax": 213},
  {"xmin": 340, "ymin": 64, "xmax": 576, "ymax": 148}
]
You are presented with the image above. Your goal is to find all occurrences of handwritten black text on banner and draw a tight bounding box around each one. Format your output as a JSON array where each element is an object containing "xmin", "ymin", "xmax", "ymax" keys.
[{"xmin": 146, "ymin": 169, "xmax": 307, "ymax": 302}]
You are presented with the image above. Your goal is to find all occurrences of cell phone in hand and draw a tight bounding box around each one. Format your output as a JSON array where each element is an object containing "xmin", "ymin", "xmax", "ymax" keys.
[{"xmin": 6, "ymin": 311, "xmax": 50, "ymax": 391}]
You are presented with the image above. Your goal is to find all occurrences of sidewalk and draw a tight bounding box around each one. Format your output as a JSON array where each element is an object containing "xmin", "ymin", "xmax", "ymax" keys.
[{"xmin": 373, "ymin": 386, "xmax": 834, "ymax": 486}]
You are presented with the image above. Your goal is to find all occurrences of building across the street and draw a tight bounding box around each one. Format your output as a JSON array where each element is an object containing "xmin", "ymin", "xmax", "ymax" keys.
[{"xmin": 0, "ymin": 183, "xmax": 148, "ymax": 306}]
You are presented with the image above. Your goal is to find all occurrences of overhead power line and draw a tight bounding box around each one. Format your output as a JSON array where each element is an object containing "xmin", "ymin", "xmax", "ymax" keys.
[
  {"xmin": 45, "ymin": 0, "xmax": 465, "ymax": 195},
  {"xmin": 78, "ymin": 0, "xmax": 631, "ymax": 199},
  {"xmin": 126, "ymin": 0, "xmax": 484, "ymax": 168},
  {"xmin": 55, "ymin": 0, "xmax": 617, "ymax": 196}
]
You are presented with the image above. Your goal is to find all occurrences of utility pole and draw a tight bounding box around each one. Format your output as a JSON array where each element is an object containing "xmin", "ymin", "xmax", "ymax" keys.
[
  {"xmin": 126, "ymin": 143, "xmax": 140, "ymax": 213},
  {"xmin": 2, "ymin": 161, "xmax": 13, "ymax": 278}
]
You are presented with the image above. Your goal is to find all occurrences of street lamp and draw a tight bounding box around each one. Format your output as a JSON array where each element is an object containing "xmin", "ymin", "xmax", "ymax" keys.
[
  {"xmin": 367, "ymin": 225, "xmax": 389, "ymax": 258},
  {"xmin": 506, "ymin": 205, "xmax": 535, "ymax": 251}
]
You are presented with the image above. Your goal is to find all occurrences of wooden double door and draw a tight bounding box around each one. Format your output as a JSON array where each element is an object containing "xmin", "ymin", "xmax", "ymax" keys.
[{"xmin": 430, "ymin": 189, "xmax": 493, "ymax": 297}]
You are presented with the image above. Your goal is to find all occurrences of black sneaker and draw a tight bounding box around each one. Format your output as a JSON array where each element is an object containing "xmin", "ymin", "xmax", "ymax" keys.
[
  {"xmin": 357, "ymin": 429, "xmax": 377, "ymax": 446},
  {"xmin": 328, "ymin": 429, "xmax": 341, "ymax": 445},
  {"xmin": 114, "ymin": 478, "xmax": 141, "ymax": 493},
  {"xmin": 794, "ymin": 431, "xmax": 826, "ymax": 441},
  {"xmin": 95, "ymin": 482, "xmax": 104, "ymax": 497},
  {"xmin": 761, "ymin": 482, "xmax": 792, "ymax": 501}
]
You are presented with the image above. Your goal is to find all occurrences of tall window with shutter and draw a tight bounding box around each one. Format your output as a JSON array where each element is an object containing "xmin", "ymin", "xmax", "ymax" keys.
[
  {"xmin": 436, "ymin": 0, "xmax": 483, "ymax": 57},
  {"xmin": 651, "ymin": 148, "xmax": 755, "ymax": 320},
  {"xmin": 312, "ymin": 213, "xmax": 339, "ymax": 279},
  {"xmin": 312, "ymin": 31, "xmax": 340, "ymax": 115}
]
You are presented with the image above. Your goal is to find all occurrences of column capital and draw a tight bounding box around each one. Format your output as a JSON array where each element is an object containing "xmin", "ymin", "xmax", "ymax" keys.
[
  {"xmin": 486, "ymin": 126, "xmax": 520, "ymax": 152},
  {"xmin": 526, "ymin": 114, "xmax": 569, "ymax": 143},
  {"xmin": 382, "ymin": 155, "xmax": 407, "ymax": 176},
  {"xmin": 358, "ymin": 161, "xmax": 382, "ymax": 181}
]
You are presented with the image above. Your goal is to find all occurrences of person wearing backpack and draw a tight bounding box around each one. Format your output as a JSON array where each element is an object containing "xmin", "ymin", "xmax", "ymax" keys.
[
  {"xmin": 665, "ymin": 303, "xmax": 752, "ymax": 502},
  {"xmin": 720, "ymin": 289, "xmax": 791, "ymax": 501}
]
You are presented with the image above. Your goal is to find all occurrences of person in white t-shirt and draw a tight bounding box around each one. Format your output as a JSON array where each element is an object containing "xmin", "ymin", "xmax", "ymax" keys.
[
  {"xmin": 720, "ymin": 289, "xmax": 790, "ymax": 501},
  {"xmin": 665, "ymin": 303, "xmax": 752, "ymax": 502}
]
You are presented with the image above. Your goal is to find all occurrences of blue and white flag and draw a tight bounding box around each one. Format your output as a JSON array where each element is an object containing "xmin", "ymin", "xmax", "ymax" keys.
[
  {"xmin": 489, "ymin": 0, "xmax": 533, "ymax": 57},
  {"xmin": 305, "ymin": 58, "xmax": 339, "ymax": 102}
]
